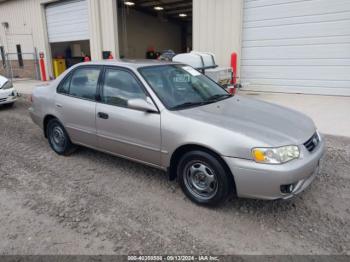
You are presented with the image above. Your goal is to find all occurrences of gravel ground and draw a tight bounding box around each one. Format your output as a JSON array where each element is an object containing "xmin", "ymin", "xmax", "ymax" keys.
[{"xmin": 0, "ymin": 98, "xmax": 349, "ymax": 255}]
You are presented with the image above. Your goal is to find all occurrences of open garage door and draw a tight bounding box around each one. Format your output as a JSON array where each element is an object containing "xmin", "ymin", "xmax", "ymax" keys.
[
  {"xmin": 241, "ymin": 0, "xmax": 350, "ymax": 96},
  {"xmin": 45, "ymin": 0, "xmax": 90, "ymax": 78},
  {"xmin": 118, "ymin": 0, "xmax": 192, "ymax": 60},
  {"xmin": 45, "ymin": 0, "xmax": 89, "ymax": 43}
]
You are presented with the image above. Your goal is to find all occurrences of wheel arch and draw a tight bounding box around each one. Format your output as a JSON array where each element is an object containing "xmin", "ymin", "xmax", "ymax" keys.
[
  {"xmin": 43, "ymin": 114, "xmax": 59, "ymax": 138},
  {"xmin": 168, "ymin": 144, "xmax": 236, "ymax": 193}
]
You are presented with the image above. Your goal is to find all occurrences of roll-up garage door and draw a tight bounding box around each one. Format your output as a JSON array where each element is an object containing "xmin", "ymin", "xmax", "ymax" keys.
[
  {"xmin": 45, "ymin": 0, "xmax": 89, "ymax": 43},
  {"xmin": 241, "ymin": 0, "xmax": 350, "ymax": 96}
]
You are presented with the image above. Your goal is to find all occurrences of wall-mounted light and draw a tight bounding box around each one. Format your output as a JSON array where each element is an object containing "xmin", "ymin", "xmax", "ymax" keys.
[
  {"xmin": 179, "ymin": 13, "xmax": 187, "ymax": 17},
  {"xmin": 154, "ymin": 6, "xmax": 164, "ymax": 11},
  {"xmin": 124, "ymin": 1, "xmax": 135, "ymax": 6}
]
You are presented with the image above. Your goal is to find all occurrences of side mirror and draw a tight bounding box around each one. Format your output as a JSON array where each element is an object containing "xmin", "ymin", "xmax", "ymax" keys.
[{"xmin": 128, "ymin": 98, "xmax": 158, "ymax": 113}]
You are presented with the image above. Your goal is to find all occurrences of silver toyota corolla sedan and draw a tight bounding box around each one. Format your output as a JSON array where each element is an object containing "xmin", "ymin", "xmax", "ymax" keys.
[{"xmin": 29, "ymin": 60, "xmax": 324, "ymax": 206}]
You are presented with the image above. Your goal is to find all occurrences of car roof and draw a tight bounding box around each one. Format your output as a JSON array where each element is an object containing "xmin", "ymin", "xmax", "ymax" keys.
[{"xmin": 86, "ymin": 59, "xmax": 181, "ymax": 69}]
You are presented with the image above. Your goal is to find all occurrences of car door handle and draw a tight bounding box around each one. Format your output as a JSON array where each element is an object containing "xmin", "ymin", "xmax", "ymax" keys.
[
  {"xmin": 56, "ymin": 104, "xmax": 63, "ymax": 108},
  {"xmin": 98, "ymin": 112, "xmax": 109, "ymax": 119}
]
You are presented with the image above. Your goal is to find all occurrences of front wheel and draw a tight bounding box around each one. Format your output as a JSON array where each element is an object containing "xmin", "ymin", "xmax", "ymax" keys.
[
  {"xmin": 47, "ymin": 119, "xmax": 76, "ymax": 156},
  {"xmin": 5, "ymin": 102, "xmax": 14, "ymax": 108},
  {"xmin": 177, "ymin": 151, "xmax": 233, "ymax": 206}
]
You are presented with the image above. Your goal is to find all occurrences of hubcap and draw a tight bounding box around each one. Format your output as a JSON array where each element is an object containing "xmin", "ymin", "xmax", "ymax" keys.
[
  {"xmin": 184, "ymin": 161, "xmax": 218, "ymax": 200},
  {"xmin": 51, "ymin": 125, "xmax": 65, "ymax": 147}
]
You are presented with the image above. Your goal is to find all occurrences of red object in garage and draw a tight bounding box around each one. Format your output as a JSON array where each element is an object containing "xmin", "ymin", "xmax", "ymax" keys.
[
  {"xmin": 39, "ymin": 52, "xmax": 47, "ymax": 81},
  {"xmin": 84, "ymin": 56, "xmax": 91, "ymax": 62},
  {"xmin": 108, "ymin": 53, "xmax": 114, "ymax": 59},
  {"xmin": 231, "ymin": 52, "xmax": 237, "ymax": 85}
]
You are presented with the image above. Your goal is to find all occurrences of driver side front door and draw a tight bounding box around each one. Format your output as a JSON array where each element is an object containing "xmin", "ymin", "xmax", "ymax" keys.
[{"xmin": 96, "ymin": 67, "xmax": 162, "ymax": 167}]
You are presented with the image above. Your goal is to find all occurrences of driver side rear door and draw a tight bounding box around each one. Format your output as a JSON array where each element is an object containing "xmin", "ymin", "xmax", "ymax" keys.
[{"xmin": 55, "ymin": 66, "xmax": 101, "ymax": 148}]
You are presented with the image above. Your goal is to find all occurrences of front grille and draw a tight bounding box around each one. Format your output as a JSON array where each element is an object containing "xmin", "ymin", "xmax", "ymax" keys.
[
  {"xmin": 304, "ymin": 132, "xmax": 320, "ymax": 152},
  {"xmin": 0, "ymin": 98, "xmax": 7, "ymax": 103}
]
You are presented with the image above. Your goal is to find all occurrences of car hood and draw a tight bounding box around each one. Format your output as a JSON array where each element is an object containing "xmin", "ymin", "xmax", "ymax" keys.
[{"xmin": 175, "ymin": 95, "xmax": 316, "ymax": 146}]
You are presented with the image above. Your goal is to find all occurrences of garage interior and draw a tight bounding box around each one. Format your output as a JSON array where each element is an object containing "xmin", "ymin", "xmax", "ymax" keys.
[
  {"xmin": 118, "ymin": 0, "xmax": 193, "ymax": 59},
  {"xmin": 50, "ymin": 40, "xmax": 90, "ymax": 66}
]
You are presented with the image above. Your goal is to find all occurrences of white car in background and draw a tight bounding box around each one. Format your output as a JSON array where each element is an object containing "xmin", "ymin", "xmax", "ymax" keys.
[{"xmin": 0, "ymin": 75, "xmax": 18, "ymax": 106}]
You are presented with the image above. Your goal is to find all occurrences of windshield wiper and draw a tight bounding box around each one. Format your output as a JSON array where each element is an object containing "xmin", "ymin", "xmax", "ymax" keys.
[
  {"xmin": 170, "ymin": 101, "xmax": 207, "ymax": 110},
  {"xmin": 170, "ymin": 94, "xmax": 231, "ymax": 110},
  {"xmin": 206, "ymin": 94, "xmax": 231, "ymax": 102}
]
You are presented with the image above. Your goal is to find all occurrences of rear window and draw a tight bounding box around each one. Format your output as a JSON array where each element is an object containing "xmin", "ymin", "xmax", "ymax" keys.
[{"xmin": 58, "ymin": 67, "xmax": 101, "ymax": 101}]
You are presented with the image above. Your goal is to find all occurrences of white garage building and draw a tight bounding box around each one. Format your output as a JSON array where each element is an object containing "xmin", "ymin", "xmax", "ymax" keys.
[
  {"xmin": 240, "ymin": 0, "xmax": 350, "ymax": 95},
  {"xmin": 0, "ymin": 0, "xmax": 349, "ymax": 96}
]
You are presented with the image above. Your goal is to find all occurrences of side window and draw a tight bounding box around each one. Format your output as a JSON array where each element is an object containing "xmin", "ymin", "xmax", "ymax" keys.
[
  {"xmin": 57, "ymin": 75, "xmax": 71, "ymax": 94},
  {"xmin": 69, "ymin": 67, "xmax": 101, "ymax": 100},
  {"xmin": 101, "ymin": 68, "xmax": 147, "ymax": 107}
]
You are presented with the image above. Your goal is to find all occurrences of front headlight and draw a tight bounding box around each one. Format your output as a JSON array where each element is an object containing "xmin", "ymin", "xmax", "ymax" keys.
[{"xmin": 252, "ymin": 145, "xmax": 300, "ymax": 164}]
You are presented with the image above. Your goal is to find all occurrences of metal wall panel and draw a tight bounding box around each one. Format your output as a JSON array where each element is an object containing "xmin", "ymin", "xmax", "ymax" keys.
[
  {"xmin": 241, "ymin": 0, "xmax": 350, "ymax": 95},
  {"xmin": 193, "ymin": 0, "xmax": 243, "ymax": 69},
  {"xmin": 0, "ymin": 0, "xmax": 45, "ymax": 56},
  {"xmin": 0, "ymin": 0, "xmax": 120, "ymax": 76},
  {"xmin": 45, "ymin": 0, "xmax": 89, "ymax": 43},
  {"xmin": 0, "ymin": 0, "xmax": 55, "ymax": 77}
]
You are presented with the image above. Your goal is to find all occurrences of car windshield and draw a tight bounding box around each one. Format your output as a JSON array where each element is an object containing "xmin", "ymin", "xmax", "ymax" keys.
[
  {"xmin": 139, "ymin": 64, "xmax": 230, "ymax": 110},
  {"xmin": 0, "ymin": 80, "xmax": 12, "ymax": 90}
]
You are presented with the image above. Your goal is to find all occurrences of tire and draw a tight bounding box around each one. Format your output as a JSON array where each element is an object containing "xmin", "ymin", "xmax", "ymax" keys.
[
  {"xmin": 46, "ymin": 118, "xmax": 76, "ymax": 156},
  {"xmin": 177, "ymin": 150, "xmax": 232, "ymax": 206}
]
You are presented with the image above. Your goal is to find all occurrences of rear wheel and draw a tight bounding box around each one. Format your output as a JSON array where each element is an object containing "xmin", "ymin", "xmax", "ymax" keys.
[
  {"xmin": 177, "ymin": 151, "xmax": 232, "ymax": 206},
  {"xmin": 47, "ymin": 119, "xmax": 76, "ymax": 155}
]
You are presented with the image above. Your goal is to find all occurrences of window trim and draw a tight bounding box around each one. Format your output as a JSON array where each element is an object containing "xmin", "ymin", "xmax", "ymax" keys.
[
  {"xmin": 97, "ymin": 65, "xmax": 160, "ymax": 113},
  {"xmin": 56, "ymin": 65, "xmax": 103, "ymax": 102}
]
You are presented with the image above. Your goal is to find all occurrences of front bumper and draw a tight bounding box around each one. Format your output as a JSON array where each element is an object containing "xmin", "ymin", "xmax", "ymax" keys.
[
  {"xmin": 0, "ymin": 89, "xmax": 18, "ymax": 105},
  {"xmin": 224, "ymin": 138, "xmax": 325, "ymax": 200}
]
